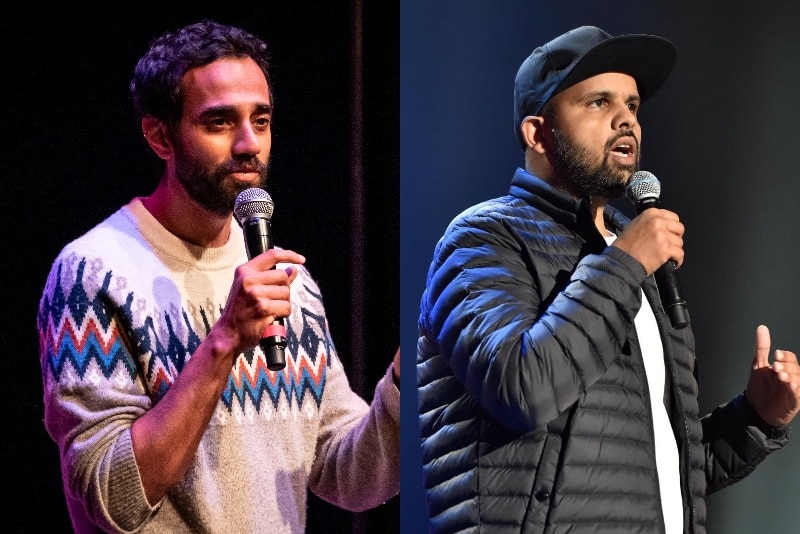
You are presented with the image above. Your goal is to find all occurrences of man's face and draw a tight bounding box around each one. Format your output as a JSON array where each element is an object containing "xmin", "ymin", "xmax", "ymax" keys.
[
  {"xmin": 544, "ymin": 72, "xmax": 641, "ymax": 201},
  {"xmin": 171, "ymin": 56, "xmax": 272, "ymax": 216}
]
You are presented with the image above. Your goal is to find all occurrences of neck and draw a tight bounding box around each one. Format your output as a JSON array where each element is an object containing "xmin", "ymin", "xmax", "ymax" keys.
[
  {"xmin": 142, "ymin": 179, "xmax": 232, "ymax": 248},
  {"xmin": 591, "ymin": 197, "xmax": 612, "ymax": 237}
]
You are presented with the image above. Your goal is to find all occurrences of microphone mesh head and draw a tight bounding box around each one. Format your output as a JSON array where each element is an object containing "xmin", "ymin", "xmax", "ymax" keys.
[
  {"xmin": 625, "ymin": 170, "xmax": 661, "ymax": 203},
  {"xmin": 234, "ymin": 187, "xmax": 274, "ymax": 223}
]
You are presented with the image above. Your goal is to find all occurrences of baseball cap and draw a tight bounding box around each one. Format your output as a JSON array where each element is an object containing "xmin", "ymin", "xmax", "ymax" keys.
[{"xmin": 513, "ymin": 25, "xmax": 677, "ymax": 148}]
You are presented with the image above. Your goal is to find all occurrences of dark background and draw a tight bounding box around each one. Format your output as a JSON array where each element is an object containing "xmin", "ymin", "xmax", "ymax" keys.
[
  {"xmin": 400, "ymin": 2, "xmax": 800, "ymax": 533},
  {"xmin": 3, "ymin": 2, "xmax": 398, "ymax": 533}
]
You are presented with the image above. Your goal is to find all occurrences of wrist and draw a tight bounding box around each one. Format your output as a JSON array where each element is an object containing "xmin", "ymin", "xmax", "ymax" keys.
[{"xmin": 206, "ymin": 326, "xmax": 240, "ymax": 361}]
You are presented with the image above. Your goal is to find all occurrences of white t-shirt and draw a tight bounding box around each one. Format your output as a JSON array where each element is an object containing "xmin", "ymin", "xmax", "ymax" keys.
[{"xmin": 605, "ymin": 234, "xmax": 682, "ymax": 533}]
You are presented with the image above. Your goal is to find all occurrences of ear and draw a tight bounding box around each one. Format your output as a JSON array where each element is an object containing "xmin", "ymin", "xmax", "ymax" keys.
[
  {"xmin": 520, "ymin": 115, "xmax": 548, "ymax": 155},
  {"xmin": 141, "ymin": 117, "xmax": 173, "ymax": 160}
]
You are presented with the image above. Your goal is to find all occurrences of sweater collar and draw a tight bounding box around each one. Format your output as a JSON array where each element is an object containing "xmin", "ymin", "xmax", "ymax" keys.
[{"xmin": 124, "ymin": 197, "xmax": 245, "ymax": 270}]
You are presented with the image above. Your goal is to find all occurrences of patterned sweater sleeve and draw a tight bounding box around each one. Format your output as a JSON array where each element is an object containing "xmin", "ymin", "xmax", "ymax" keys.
[
  {"xmin": 300, "ymin": 271, "xmax": 400, "ymax": 511},
  {"xmin": 38, "ymin": 248, "xmax": 158, "ymax": 532}
]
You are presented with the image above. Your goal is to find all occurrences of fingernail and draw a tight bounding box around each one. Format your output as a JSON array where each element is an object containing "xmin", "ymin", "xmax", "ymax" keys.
[{"xmin": 285, "ymin": 266, "xmax": 294, "ymax": 277}]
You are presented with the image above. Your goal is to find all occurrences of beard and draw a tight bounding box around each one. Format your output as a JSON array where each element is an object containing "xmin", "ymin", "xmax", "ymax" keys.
[
  {"xmin": 550, "ymin": 127, "xmax": 640, "ymax": 201},
  {"xmin": 173, "ymin": 143, "xmax": 269, "ymax": 216}
]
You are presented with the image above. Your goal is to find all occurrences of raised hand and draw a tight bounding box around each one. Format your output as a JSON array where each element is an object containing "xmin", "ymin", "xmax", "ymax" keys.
[{"xmin": 745, "ymin": 324, "xmax": 800, "ymax": 427}]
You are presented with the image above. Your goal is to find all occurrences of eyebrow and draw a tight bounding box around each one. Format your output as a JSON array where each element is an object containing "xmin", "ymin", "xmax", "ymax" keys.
[
  {"xmin": 197, "ymin": 103, "xmax": 273, "ymax": 119},
  {"xmin": 584, "ymin": 89, "xmax": 641, "ymax": 103}
]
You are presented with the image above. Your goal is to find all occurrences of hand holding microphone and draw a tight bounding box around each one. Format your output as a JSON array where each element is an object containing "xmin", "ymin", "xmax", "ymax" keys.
[
  {"xmin": 233, "ymin": 188, "xmax": 300, "ymax": 370},
  {"xmin": 618, "ymin": 171, "xmax": 690, "ymax": 329}
]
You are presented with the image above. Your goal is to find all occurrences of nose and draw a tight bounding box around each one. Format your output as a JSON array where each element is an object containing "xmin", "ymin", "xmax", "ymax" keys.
[
  {"xmin": 613, "ymin": 103, "xmax": 637, "ymax": 131},
  {"xmin": 232, "ymin": 123, "xmax": 261, "ymax": 157}
]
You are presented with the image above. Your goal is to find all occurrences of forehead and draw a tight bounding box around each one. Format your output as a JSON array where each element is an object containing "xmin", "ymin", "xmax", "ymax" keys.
[
  {"xmin": 180, "ymin": 56, "xmax": 271, "ymax": 112},
  {"xmin": 556, "ymin": 72, "xmax": 639, "ymax": 101}
]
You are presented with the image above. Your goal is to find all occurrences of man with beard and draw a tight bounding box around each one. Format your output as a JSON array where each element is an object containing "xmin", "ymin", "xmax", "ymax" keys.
[
  {"xmin": 37, "ymin": 20, "xmax": 399, "ymax": 533},
  {"xmin": 416, "ymin": 26, "xmax": 800, "ymax": 533}
]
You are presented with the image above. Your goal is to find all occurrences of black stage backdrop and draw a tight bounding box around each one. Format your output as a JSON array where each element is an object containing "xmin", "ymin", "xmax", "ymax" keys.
[
  {"xmin": 401, "ymin": 2, "xmax": 800, "ymax": 534},
  {"xmin": 2, "ymin": 3, "xmax": 398, "ymax": 533}
]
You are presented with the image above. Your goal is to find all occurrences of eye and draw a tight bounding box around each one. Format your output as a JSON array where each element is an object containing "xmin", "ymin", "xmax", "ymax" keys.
[
  {"xmin": 588, "ymin": 97, "xmax": 607, "ymax": 109},
  {"xmin": 253, "ymin": 116, "xmax": 271, "ymax": 131},
  {"xmin": 205, "ymin": 116, "xmax": 231, "ymax": 131},
  {"xmin": 627, "ymin": 102, "xmax": 639, "ymax": 114}
]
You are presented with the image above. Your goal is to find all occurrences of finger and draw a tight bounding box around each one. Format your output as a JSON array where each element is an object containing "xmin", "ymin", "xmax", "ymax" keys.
[
  {"xmin": 284, "ymin": 266, "xmax": 300, "ymax": 283},
  {"xmin": 252, "ymin": 249, "xmax": 306, "ymax": 269},
  {"xmin": 776, "ymin": 350, "xmax": 799, "ymax": 364},
  {"xmin": 774, "ymin": 351, "xmax": 800, "ymax": 383},
  {"xmin": 773, "ymin": 356, "xmax": 789, "ymax": 382},
  {"xmin": 242, "ymin": 266, "xmax": 294, "ymax": 292},
  {"xmin": 664, "ymin": 216, "xmax": 684, "ymax": 237},
  {"xmin": 753, "ymin": 324, "xmax": 771, "ymax": 369},
  {"xmin": 658, "ymin": 209, "xmax": 681, "ymax": 222}
]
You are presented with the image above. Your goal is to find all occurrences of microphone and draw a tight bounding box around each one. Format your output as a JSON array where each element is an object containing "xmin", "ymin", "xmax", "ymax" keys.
[
  {"xmin": 233, "ymin": 187, "xmax": 287, "ymax": 370},
  {"xmin": 625, "ymin": 171, "xmax": 690, "ymax": 330}
]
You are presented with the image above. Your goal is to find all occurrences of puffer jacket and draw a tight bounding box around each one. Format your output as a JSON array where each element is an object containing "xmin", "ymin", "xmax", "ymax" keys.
[{"xmin": 417, "ymin": 167, "xmax": 789, "ymax": 533}]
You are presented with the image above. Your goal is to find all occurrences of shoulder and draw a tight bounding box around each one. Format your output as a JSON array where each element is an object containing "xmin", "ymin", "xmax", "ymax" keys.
[
  {"xmin": 434, "ymin": 194, "xmax": 550, "ymax": 263},
  {"xmin": 53, "ymin": 202, "xmax": 142, "ymax": 262},
  {"xmin": 40, "ymin": 202, "xmax": 161, "ymax": 302}
]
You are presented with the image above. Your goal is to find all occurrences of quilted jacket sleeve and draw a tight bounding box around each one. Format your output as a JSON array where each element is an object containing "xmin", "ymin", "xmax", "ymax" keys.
[
  {"xmin": 701, "ymin": 392, "xmax": 790, "ymax": 493},
  {"xmin": 419, "ymin": 208, "xmax": 648, "ymax": 434}
]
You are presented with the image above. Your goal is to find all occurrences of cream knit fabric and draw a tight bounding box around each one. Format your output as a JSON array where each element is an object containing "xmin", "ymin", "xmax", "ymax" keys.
[{"xmin": 38, "ymin": 198, "xmax": 400, "ymax": 533}]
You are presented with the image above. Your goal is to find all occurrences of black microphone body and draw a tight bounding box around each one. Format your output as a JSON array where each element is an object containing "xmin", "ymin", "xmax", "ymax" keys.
[
  {"xmin": 234, "ymin": 188, "xmax": 287, "ymax": 370},
  {"xmin": 626, "ymin": 171, "xmax": 690, "ymax": 330}
]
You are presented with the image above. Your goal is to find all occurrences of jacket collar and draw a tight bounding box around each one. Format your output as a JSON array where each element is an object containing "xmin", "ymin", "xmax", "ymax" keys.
[{"xmin": 508, "ymin": 167, "xmax": 632, "ymax": 247}]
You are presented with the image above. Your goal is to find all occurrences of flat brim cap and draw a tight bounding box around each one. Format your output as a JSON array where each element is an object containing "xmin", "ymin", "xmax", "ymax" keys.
[{"xmin": 514, "ymin": 26, "xmax": 677, "ymax": 146}]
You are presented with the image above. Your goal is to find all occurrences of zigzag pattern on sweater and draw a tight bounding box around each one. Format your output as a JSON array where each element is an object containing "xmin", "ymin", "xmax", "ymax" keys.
[{"xmin": 38, "ymin": 258, "xmax": 330, "ymax": 413}]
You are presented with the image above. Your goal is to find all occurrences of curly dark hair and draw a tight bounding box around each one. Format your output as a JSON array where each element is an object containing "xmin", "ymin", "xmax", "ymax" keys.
[{"xmin": 130, "ymin": 20, "xmax": 272, "ymax": 129}]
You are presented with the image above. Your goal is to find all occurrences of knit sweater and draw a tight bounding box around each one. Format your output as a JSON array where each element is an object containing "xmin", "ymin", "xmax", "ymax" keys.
[{"xmin": 37, "ymin": 198, "xmax": 400, "ymax": 533}]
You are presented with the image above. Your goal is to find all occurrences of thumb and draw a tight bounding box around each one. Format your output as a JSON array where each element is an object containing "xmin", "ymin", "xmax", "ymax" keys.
[
  {"xmin": 753, "ymin": 324, "xmax": 771, "ymax": 369},
  {"xmin": 285, "ymin": 265, "xmax": 301, "ymax": 284}
]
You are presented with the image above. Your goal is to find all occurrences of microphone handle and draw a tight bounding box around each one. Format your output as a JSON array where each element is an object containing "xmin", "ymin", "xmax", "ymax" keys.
[
  {"xmin": 260, "ymin": 326, "xmax": 287, "ymax": 371},
  {"xmin": 653, "ymin": 261, "xmax": 690, "ymax": 329},
  {"xmin": 635, "ymin": 198, "xmax": 690, "ymax": 329},
  {"xmin": 242, "ymin": 217, "xmax": 288, "ymax": 370}
]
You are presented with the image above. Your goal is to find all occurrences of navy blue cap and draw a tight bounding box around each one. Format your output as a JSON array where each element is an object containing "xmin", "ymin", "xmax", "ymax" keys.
[{"xmin": 513, "ymin": 26, "xmax": 677, "ymax": 148}]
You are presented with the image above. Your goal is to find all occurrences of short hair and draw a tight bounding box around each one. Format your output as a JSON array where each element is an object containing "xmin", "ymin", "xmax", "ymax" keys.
[{"xmin": 130, "ymin": 20, "xmax": 272, "ymax": 129}]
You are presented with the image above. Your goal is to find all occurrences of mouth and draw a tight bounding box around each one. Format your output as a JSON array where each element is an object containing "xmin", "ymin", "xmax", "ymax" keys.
[
  {"xmin": 230, "ymin": 166, "xmax": 262, "ymax": 174},
  {"xmin": 609, "ymin": 137, "xmax": 636, "ymax": 161},
  {"xmin": 226, "ymin": 167, "xmax": 266, "ymax": 183}
]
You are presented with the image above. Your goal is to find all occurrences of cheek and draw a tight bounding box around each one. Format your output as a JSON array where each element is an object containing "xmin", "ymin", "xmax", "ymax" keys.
[
  {"xmin": 556, "ymin": 117, "xmax": 594, "ymax": 146},
  {"xmin": 258, "ymin": 132, "xmax": 272, "ymax": 161},
  {"xmin": 181, "ymin": 135, "xmax": 231, "ymax": 164}
]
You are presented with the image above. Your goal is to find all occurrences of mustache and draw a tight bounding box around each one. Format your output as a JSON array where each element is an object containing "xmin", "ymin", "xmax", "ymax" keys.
[{"xmin": 218, "ymin": 159, "xmax": 268, "ymax": 174}]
